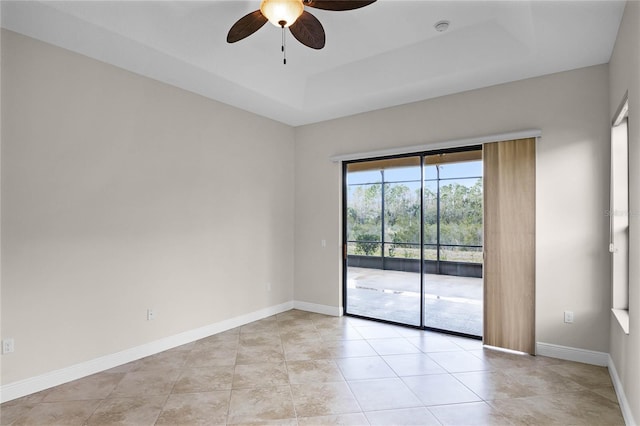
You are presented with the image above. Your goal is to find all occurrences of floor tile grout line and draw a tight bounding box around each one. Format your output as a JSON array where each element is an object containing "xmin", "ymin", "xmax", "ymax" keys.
[{"xmin": 150, "ymin": 393, "xmax": 171, "ymax": 426}]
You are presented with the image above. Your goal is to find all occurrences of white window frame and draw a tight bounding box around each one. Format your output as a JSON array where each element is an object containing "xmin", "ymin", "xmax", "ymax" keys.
[{"xmin": 610, "ymin": 93, "xmax": 630, "ymax": 334}]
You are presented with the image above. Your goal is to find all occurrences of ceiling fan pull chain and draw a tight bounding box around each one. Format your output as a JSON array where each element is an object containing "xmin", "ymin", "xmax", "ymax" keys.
[{"xmin": 281, "ymin": 24, "xmax": 287, "ymax": 65}]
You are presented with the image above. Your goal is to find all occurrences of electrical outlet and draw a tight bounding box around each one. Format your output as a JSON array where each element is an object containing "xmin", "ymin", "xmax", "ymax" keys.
[
  {"xmin": 147, "ymin": 309, "xmax": 155, "ymax": 321},
  {"xmin": 2, "ymin": 338, "xmax": 15, "ymax": 354},
  {"xmin": 564, "ymin": 311, "xmax": 574, "ymax": 324}
]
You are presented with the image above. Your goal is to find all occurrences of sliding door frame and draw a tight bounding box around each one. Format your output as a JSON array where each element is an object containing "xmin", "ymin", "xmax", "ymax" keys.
[
  {"xmin": 341, "ymin": 152, "xmax": 425, "ymax": 329},
  {"xmin": 342, "ymin": 145, "xmax": 483, "ymax": 338}
]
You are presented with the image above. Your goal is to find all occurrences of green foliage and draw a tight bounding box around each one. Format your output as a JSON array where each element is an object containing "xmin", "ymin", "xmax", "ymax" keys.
[
  {"xmin": 347, "ymin": 170, "xmax": 483, "ymax": 261},
  {"xmin": 347, "ymin": 185, "xmax": 381, "ymax": 241},
  {"xmin": 354, "ymin": 233, "xmax": 379, "ymax": 256}
]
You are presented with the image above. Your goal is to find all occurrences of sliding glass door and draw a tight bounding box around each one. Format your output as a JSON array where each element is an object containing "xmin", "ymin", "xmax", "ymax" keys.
[
  {"xmin": 344, "ymin": 157, "xmax": 422, "ymax": 326},
  {"xmin": 423, "ymin": 152, "xmax": 483, "ymax": 336},
  {"xmin": 343, "ymin": 148, "xmax": 483, "ymax": 336}
]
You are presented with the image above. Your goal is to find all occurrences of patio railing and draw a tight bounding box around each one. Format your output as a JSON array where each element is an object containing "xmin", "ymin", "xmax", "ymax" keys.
[{"xmin": 346, "ymin": 240, "xmax": 482, "ymax": 278}]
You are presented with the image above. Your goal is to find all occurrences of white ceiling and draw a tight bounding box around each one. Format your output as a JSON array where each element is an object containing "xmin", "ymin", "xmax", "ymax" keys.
[{"xmin": 1, "ymin": 0, "xmax": 626, "ymax": 126}]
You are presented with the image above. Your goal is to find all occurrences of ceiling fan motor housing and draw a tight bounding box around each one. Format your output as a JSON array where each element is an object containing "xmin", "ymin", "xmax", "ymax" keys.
[{"xmin": 260, "ymin": 0, "xmax": 304, "ymax": 28}]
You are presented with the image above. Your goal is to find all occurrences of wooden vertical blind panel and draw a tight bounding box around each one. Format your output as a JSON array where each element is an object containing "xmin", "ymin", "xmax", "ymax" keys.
[{"xmin": 483, "ymin": 138, "xmax": 536, "ymax": 354}]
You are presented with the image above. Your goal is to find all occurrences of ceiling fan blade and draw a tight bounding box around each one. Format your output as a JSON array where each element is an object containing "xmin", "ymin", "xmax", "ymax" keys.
[
  {"xmin": 289, "ymin": 10, "xmax": 326, "ymax": 49},
  {"xmin": 303, "ymin": 0, "xmax": 376, "ymax": 11},
  {"xmin": 227, "ymin": 10, "xmax": 268, "ymax": 43}
]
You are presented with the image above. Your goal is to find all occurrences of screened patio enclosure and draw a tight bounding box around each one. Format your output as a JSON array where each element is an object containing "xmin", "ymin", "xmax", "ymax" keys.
[{"xmin": 343, "ymin": 148, "xmax": 483, "ymax": 337}]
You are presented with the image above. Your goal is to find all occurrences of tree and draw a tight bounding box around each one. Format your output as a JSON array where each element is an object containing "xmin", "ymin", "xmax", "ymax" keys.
[
  {"xmin": 355, "ymin": 233, "xmax": 379, "ymax": 256},
  {"xmin": 346, "ymin": 172, "xmax": 482, "ymax": 261}
]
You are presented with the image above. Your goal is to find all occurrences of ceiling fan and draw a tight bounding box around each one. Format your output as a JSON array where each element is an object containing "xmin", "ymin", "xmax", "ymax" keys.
[{"xmin": 227, "ymin": 0, "xmax": 376, "ymax": 62}]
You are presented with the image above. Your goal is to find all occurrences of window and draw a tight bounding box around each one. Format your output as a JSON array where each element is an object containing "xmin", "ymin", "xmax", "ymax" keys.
[{"xmin": 610, "ymin": 94, "xmax": 630, "ymax": 334}]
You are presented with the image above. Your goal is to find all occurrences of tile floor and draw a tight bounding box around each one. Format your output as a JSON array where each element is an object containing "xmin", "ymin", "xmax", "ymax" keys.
[{"xmin": 0, "ymin": 310, "xmax": 625, "ymax": 425}]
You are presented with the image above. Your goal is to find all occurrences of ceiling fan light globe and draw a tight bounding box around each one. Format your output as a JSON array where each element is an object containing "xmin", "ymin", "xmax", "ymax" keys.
[{"xmin": 260, "ymin": 0, "xmax": 304, "ymax": 27}]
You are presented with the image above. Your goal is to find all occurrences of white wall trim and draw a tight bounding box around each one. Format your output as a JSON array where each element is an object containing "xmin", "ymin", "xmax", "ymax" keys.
[
  {"xmin": 329, "ymin": 129, "xmax": 542, "ymax": 162},
  {"xmin": 608, "ymin": 354, "xmax": 637, "ymax": 426},
  {"xmin": 536, "ymin": 342, "xmax": 609, "ymax": 366},
  {"xmin": 0, "ymin": 301, "xmax": 294, "ymax": 403},
  {"xmin": 611, "ymin": 308, "xmax": 630, "ymax": 335},
  {"xmin": 293, "ymin": 300, "xmax": 342, "ymax": 317}
]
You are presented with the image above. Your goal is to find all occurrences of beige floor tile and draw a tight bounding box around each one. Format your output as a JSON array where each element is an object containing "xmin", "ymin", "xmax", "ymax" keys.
[
  {"xmin": 448, "ymin": 335, "xmax": 484, "ymax": 350},
  {"xmin": 172, "ymin": 366, "xmax": 234, "ymax": 393},
  {"xmin": 311, "ymin": 317, "xmax": 351, "ymax": 331},
  {"xmin": 218, "ymin": 327, "xmax": 241, "ymax": 336},
  {"xmin": 504, "ymin": 366, "xmax": 586, "ymax": 395},
  {"xmin": 86, "ymin": 396, "xmax": 166, "ymax": 426},
  {"xmin": 428, "ymin": 350, "xmax": 492, "ymax": 373},
  {"xmin": 469, "ymin": 348, "xmax": 563, "ymax": 371},
  {"xmin": 287, "ymin": 359, "xmax": 344, "ymax": 383},
  {"xmin": 185, "ymin": 348, "xmax": 237, "ymax": 367},
  {"xmin": 155, "ymin": 391, "xmax": 230, "ymax": 425},
  {"xmin": 297, "ymin": 413, "xmax": 369, "ymax": 425},
  {"xmin": 109, "ymin": 369, "xmax": 180, "ymax": 398},
  {"xmin": 277, "ymin": 319, "xmax": 317, "ymax": 332},
  {"xmin": 591, "ymin": 386, "xmax": 620, "ymax": 403},
  {"xmin": 428, "ymin": 401, "xmax": 512, "ymax": 425},
  {"xmin": 283, "ymin": 341, "xmax": 335, "ymax": 361},
  {"xmin": 227, "ymin": 418, "xmax": 298, "ymax": 426},
  {"xmin": 280, "ymin": 329, "xmax": 323, "ymax": 344},
  {"xmin": 324, "ymin": 340, "xmax": 378, "ymax": 358},
  {"xmin": 348, "ymin": 378, "xmax": 422, "ymax": 411},
  {"xmin": 546, "ymin": 362, "xmax": 614, "ymax": 389},
  {"xmin": 276, "ymin": 309, "xmax": 317, "ymax": 321},
  {"xmin": 12, "ymin": 400, "xmax": 100, "ymax": 426},
  {"xmin": 0, "ymin": 404, "xmax": 36, "ymax": 425},
  {"xmin": 365, "ymin": 407, "xmax": 440, "ymax": 425},
  {"xmin": 382, "ymin": 353, "xmax": 446, "ymax": 376},
  {"xmin": 233, "ymin": 362, "xmax": 289, "ymax": 388},
  {"xmin": 318, "ymin": 327, "xmax": 364, "ymax": 341},
  {"xmin": 355, "ymin": 326, "xmax": 403, "ymax": 339},
  {"xmin": 239, "ymin": 319, "xmax": 279, "ymax": 335},
  {"xmin": 453, "ymin": 370, "xmax": 539, "ymax": 400},
  {"xmin": 344, "ymin": 316, "xmax": 376, "ymax": 326},
  {"xmin": 395, "ymin": 328, "xmax": 427, "ymax": 338},
  {"xmin": 402, "ymin": 374, "xmax": 482, "ymax": 406},
  {"xmin": 239, "ymin": 333, "xmax": 283, "ymax": 347},
  {"xmin": 227, "ymin": 386, "xmax": 295, "ymax": 424},
  {"xmin": 336, "ymin": 356, "xmax": 396, "ymax": 380},
  {"xmin": 405, "ymin": 335, "xmax": 465, "ymax": 353},
  {"xmin": 43, "ymin": 372, "xmax": 125, "ymax": 402},
  {"xmin": 290, "ymin": 382, "xmax": 361, "ymax": 417},
  {"xmin": 368, "ymin": 338, "xmax": 422, "ymax": 356},
  {"xmin": 132, "ymin": 350, "xmax": 189, "ymax": 371},
  {"xmin": 236, "ymin": 345, "xmax": 285, "ymax": 365},
  {"xmin": 490, "ymin": 390, "xmax": 625, "ymax": 426},
  {"xmin": 194, "ymin": 336, "xmax": 239, "ymax": 352}
]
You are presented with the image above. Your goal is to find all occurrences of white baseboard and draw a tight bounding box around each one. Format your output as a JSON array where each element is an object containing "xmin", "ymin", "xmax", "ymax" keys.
[
  {"xmin": 608, "ymin": 354, "xmax": 637, "ymax": 426},
  {"xmin": 293, "ymin": 300, "xmax": 342, "ymax": 317},
  {"xmin": 536, "ymin": 342, "xmax": 609, "ymax": 366},
  {"xmin": 0, "ymin": 301, "xmax": 294, "ymax": 403}
]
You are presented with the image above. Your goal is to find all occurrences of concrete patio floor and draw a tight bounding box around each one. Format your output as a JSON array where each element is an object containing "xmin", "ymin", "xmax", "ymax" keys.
[{"xmin": 346, "ymin": 267, "xmax": 483, "ymax": 336}]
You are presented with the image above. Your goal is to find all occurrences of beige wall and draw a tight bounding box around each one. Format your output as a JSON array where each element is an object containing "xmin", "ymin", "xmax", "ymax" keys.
[
  {"xmin": 609, "ymin": 1, "xmax": 640, "ymax": 423},
  {"xmin": 294, "ymin": 65, "xmax": 612, "ymax": 353},
  {"xmin": 0, "ymin": 30, "xmax": 295, "ymax": 385}
]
